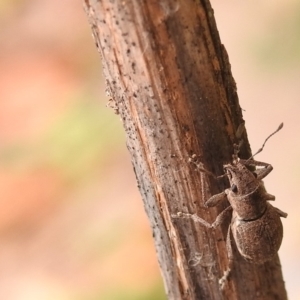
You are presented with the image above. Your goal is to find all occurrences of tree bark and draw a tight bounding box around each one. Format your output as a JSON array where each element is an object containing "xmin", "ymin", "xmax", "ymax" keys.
[{"xmin": 84, "ymin": 0, "xmax": 288, "ymax": 299}]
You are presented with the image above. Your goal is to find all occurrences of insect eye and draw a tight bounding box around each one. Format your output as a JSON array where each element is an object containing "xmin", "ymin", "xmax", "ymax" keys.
[{"xmin": 231, "ymin": 184, "xmax": 237, "ymax": 193}]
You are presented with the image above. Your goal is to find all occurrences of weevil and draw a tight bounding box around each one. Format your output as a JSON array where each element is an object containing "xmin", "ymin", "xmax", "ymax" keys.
[{"xmin": 173, "ymin": 123, "xmax": 287, "ymax": 284}]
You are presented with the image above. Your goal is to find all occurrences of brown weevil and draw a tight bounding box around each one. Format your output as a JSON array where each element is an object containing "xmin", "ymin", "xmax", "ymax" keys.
[{"xmin": 173, "ymin": 123, "xmax": 287, "ymax": 284}]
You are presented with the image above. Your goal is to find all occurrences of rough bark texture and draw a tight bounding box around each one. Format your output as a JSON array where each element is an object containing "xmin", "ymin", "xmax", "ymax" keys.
[{"xmin": 84, "ymin": 0, "xmax": 287, "ymax": 299}]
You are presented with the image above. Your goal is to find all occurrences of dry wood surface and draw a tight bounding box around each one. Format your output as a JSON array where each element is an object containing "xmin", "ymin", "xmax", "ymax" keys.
[{"xmin": 84, "ymin": 1, "xmax": 288, "ymax": 299}]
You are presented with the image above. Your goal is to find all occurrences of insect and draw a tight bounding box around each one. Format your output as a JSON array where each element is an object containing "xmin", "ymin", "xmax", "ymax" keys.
[{"xmin": 173, "ymin": 123, "xmax": 287, "ymax": 284}]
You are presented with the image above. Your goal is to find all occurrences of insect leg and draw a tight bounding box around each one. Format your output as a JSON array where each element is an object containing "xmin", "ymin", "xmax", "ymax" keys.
[
  {"xmin": 226, "ymin": 226, "xmax": 233, "ymax": 266},
  {"xmin": 274, "ymin": 206, "xmax": 288, "ymax": 218},
  {"xmin": 205, "ymin": 191, "xmax": 227, "ymax": 207},
  {"xmin": 219, "ymin": 226, "xmax": 233, "ymax": 289},
  {"xmin": 172, "ymin": 212, "xmax": 211, "ymax": 228},
  {"xmin": 239, "ymin": 159, "xmax": 273, "ymax": 180},
  {"xmin": 172, "ymin": 205, "xmax": 232, "ymax": 229},
  {"xmin": 211, "ymin": 205, "xmax": 233, "ymax": 229}
]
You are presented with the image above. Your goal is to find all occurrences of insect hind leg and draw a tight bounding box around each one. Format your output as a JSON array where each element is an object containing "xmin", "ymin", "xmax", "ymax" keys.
[{"xmin": 219, "ymin": 226, "xmax": 234, "ymax": 289}]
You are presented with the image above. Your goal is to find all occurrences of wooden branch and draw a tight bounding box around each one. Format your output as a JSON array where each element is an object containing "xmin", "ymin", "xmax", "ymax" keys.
[{"xmin": 84, "ymin": 0, "xmax": 287, "ymax": 299}]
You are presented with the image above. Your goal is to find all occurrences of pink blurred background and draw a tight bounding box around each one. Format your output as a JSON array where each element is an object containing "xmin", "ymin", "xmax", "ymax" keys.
[{"xmin": 0, "ymin": 1, "xmax": 299, "ymax": 299}]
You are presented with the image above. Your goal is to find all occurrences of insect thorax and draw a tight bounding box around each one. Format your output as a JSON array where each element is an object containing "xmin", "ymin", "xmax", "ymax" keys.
[{"xmin": 227, "ymin": 182, "xmax": 268, "ymax": 221}]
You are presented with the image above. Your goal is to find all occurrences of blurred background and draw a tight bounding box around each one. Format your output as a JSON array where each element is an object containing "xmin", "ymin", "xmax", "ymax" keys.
[{"xmin": 0, "ymin": 0, "xmax": 299, "ymax": 299}]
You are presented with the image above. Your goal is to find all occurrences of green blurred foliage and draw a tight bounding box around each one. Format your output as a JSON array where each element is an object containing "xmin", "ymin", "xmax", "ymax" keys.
[
  {"xmin": 41, "ymin": 98, "xmax": 124, "ymax": 182},
  {"xmin": 0, "ymin": 96, "xmax": 125, "ymax": 182}
]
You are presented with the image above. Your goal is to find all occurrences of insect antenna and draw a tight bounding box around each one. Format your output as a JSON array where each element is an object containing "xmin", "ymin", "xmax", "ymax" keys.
[{"xmin": 247, "ymin": 122, "xmax": 284, "ymax": 161}]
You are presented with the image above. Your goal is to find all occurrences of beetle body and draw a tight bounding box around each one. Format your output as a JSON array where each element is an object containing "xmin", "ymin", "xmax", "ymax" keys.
[
  {"xmin": 224, "ymin": 160, "xmax": 286, "ymax": 263},
  {"xmin": 231, "ymin": 202, "xmax": 283, "ymax": 264},
  {"xmin": 172, "ymin": 124, "xmax": 287, "ymax": 286},
  {"xmin": 205, "ymin": 158, "xmax": 287, "ymax": 264},
  {"xmin": 175, "ymin": 156, "xmax": 288, "ymax": 266}
]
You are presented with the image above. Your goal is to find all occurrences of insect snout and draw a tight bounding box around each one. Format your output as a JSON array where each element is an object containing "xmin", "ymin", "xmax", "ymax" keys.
[
  {"xmin": 223, "ymin": 165, "xmax": 235, "ymax": 180},
  {"xmin": 223, "ymin": 165, "xmax": 232, "ymax": 178}
]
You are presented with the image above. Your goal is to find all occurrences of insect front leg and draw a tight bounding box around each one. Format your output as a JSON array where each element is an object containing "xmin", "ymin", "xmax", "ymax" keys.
[
  {"xmin": 205, "ymin": 191, "xmax": 227, "ymax": 207},
  {"xmin": 240, "ymin": 159, "xmax": 273, "ymax": 180},
  {"xmin": 173, "ymin": 205, "xmax": 232, "ymax": 229},
  {"xmin": 211, "ymin": 205, "xmax": 233, "ymax": 228}
]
